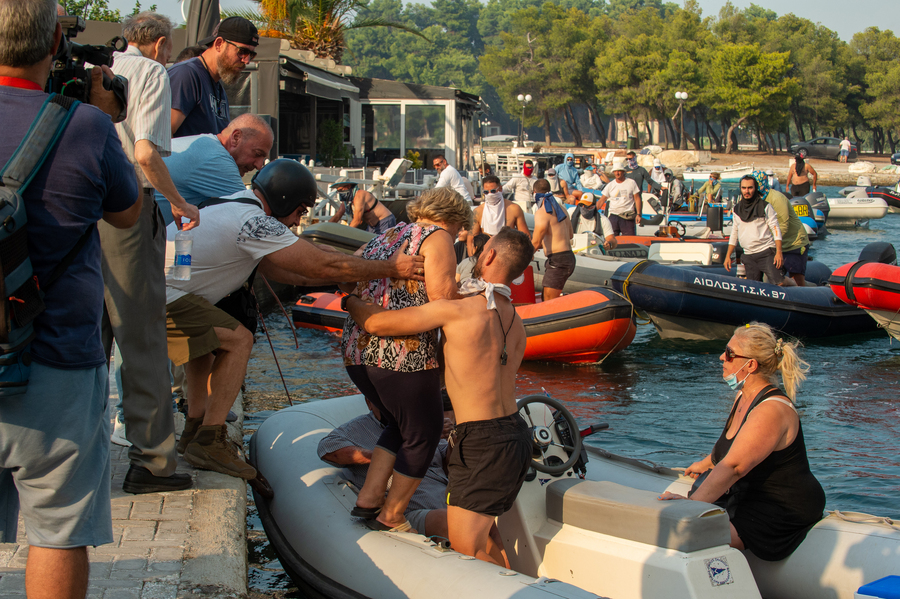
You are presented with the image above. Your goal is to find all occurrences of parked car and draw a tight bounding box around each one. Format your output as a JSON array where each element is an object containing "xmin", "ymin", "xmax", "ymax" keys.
[
  {"xmin": 789, "ymin": 137, "xmax": 858, "ymax": 161},
  {"xmin": 891, "ymin": 152, "xmax": 900, "ymax": 165}
]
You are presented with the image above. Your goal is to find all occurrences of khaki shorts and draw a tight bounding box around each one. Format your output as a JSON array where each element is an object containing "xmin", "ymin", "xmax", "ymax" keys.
[{"xmin": 166, "ymin": 293, "xmax": 241, "ymax": 366}]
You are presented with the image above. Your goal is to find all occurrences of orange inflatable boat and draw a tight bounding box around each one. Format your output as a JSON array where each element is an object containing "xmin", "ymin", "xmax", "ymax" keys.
[{"xmin": 292, "ymin": 287, "xmax": 635, "ymax": 364}]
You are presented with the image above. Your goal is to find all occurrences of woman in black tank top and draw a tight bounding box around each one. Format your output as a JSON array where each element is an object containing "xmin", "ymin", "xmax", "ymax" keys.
[{"xmin": 660, "ymin": 322, "xmax": 825, "ymax": 561}]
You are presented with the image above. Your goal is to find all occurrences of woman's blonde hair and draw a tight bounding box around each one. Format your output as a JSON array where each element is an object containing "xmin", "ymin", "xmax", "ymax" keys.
[
  {"xmin": 732, "ymin": 322, "xmax": 809, "ymax": 400},
  {"xmin": 406, "ymin": 188, "xmax": 473, "ymax": 231}
]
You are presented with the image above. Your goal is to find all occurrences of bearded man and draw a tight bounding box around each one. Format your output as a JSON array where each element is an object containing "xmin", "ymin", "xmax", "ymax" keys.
[{"xmin": 168, "ymin": 16, "xmax": 259, "ymax": 137}]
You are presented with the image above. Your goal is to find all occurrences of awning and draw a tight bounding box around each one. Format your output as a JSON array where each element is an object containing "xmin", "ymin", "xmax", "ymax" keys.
[{"xmin": 279, "ymin": 57, "xmax": 359, "ymax": 101}]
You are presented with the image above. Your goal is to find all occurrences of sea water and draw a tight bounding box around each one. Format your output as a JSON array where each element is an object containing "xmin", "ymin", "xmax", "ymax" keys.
[{"xmin": 243, "ymin": 186, "xmax": 900, "ymax": 595}]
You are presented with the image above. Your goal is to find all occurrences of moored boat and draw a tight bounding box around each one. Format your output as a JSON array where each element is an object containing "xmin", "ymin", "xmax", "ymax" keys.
[
  {"xmin": 682, "ymin": 164, "xmax": 754, "ymax": 181},
  {"xmin": 250, "ymin": 394, "xmax": 900, "ymax": 599},
  {"xmin": 608, "ymin": 260, "xmax": 877, "ymax": 341},
  {"xmin": 828, "ymin": 250, "xmax": 900, "ymax": 341},
  {"xmin": 292, "ymin": 288, "xmax": 637, "ymax": 364},
  {"xmin": 826, "ymin": 193, "xmax": 889, "ymax": 226}
]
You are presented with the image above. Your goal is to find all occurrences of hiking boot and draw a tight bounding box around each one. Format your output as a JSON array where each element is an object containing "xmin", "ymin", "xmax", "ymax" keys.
[
  {"xmin": 183, "ymin": 425, "xmax": 256, "ymax": 480},
  {"xmin": 176, "ymin": 416, "xmax": 203, "ymax": 454}
]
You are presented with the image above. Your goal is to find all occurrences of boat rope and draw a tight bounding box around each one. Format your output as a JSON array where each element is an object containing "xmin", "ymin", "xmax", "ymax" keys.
[
  {"xmin": 620, "ymin": 262, "xmax": 653, "ymax": 326},
  {"xmin": 593, "ymin": 287, "xmax": 642, "ymax": 366},
  {"xmin": 254, "ymin": 277, "xmax": 293, "ymax": 406},
  {"xmin": 260, "ymin": 274, "xmax": 299, "ymax": 350},
  {"xmin": 829, "ymin": 510, "xmax": 897, "ymax": 528}
]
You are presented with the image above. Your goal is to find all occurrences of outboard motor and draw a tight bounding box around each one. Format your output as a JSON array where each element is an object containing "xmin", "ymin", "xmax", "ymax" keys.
[
  {"xmin": 858, "ymin": 242, "xmax": 897, "ymax": 265},
  {"xmin": 707, "ymin": 204, "xmax": 724, "ymax": 233},
  {"xmin": 790, "ymin": 196, "xmax": 818, "ymax": 240},
  {"xmin": 805, "ymin": 192, "xmax": 829, "ymax": 221}
]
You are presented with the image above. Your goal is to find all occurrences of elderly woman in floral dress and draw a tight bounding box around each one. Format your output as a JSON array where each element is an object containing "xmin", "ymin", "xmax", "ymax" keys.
[{"xmin": 341, "ymin": 187, "xmax": 472, "ymax": 532}]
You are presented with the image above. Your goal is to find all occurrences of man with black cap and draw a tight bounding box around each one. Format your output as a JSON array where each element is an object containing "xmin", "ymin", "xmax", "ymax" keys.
[
  {"xmin": 164, "ymin": 159, "xmax": 426, "ymax": 479},
  {"xmin": 168, "ymin": 16, "xmax": 260, "ymax": 137}
]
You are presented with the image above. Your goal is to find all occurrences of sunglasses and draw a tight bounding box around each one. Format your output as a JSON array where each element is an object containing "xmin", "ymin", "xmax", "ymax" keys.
[
  {"xmin": 724, "ymin": 346, "xmax": 751, "ymax": 362},
  {"xmin": 224, "ymin": 39, "xmax": 257, "ymax": 61}
]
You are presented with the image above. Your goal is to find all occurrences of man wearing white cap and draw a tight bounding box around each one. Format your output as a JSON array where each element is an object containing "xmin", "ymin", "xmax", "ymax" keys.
[
  {"xmin": 598, "ymin": 159, "xmax": 642, "ymax": 235},
  {"xmin": 766, "ymin": 169, "xmax": 782, "ymax": 192},
  {"xmin": 571, "ymin": 193, "xmax": 617, "ymax": 250}
]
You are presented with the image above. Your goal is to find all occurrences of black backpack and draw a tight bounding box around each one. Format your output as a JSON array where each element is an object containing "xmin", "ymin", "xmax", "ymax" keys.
[{"xmin": 0, "ymin": 93, "xmax": 93, "ymax": 396}]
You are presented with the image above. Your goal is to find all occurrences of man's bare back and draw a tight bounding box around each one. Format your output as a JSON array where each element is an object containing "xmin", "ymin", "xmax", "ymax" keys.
[{"xmin": 353, "ymin": 190, "xmax": 393, "ymax": 228}]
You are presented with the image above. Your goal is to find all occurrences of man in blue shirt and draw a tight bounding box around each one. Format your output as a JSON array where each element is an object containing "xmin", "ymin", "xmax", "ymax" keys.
[
  {"xmin": 168, "ymin": 16, "xmax": 259, "ymax": 137},
  {"xmin": 156, "ymin": 113, "xmax": 273, "ymax": 224},
  {"xmin": 0, "ymin": 0, "xmax": 140, "ymax": 593}
]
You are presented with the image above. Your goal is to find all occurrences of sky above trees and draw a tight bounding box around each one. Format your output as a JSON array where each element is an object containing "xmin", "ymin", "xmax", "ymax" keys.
[{"xmin": 107, "ymin": 0, "xmax": 894, "ymax": 43}]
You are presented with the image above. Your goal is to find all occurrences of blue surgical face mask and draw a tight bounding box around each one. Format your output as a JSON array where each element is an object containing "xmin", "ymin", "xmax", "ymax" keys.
[
  {"xmin": 566, "ymin": 159, "xmax": 574, "ymax": 166},
  {"xmin": 723, "ymin": 360, "xmax": 752, "ymax": 391}
]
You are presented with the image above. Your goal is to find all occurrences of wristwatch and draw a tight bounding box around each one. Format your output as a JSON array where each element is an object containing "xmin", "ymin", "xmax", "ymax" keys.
[{"xmin": 340, "ymin": 294, "xmax": 355, "ymax": 312}]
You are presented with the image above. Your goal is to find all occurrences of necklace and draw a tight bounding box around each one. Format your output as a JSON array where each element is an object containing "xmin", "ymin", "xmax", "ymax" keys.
[{"xmin": 496, "ymin": 308, "xmax": 512, "ymax": 365}]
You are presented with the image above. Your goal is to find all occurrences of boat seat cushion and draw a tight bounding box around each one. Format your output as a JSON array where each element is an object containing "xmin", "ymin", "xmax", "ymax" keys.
[
  {"xmin": 546, "ymin": 480, "xmax": 731, "ymax": 553},
  {"xmin": 648, "ymin": 242, "xmax": 713, "ymax": 264}
]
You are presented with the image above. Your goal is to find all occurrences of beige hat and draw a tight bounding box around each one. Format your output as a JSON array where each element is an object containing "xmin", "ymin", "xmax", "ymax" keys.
[
  {"xmin": 653, "ymin": 158, "xmax": 662, "ymax": 167},
  {"xmin": 611, "ymin": 158, "xmax": 627, "ymax": 172}
]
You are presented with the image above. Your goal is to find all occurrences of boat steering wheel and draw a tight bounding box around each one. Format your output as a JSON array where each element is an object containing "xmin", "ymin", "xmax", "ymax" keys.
[
  {"xmin": 517, "ymin": 394, "xmax": 583, "ymax": 475},
  {"xmin": 667, "ymin": 219, "xmax": 687, "ymax": 238}
]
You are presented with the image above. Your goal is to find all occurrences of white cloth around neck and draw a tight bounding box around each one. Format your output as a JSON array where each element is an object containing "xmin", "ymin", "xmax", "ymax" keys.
[{"xmin": 458, "ymin": 277, "xmax": 511, "ymax": 311}]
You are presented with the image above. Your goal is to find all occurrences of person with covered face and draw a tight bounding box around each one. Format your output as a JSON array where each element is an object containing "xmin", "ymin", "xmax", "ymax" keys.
[
  {"xmin": 580, "ymin": 164, "xmax": 607, "ymax": 190},
  {"xmin": 723, "ymin": 176, "xmax": 796, "ymax": 287},
  {"xmin": 329, "ymin": 177, "xmax": 396, "ymax": 234},
  {"xmin": 697, "ymin": 172, "xmax": 722, "ymax": 203},
  {"xmin": 786, "ymin": 154, "xmax": 817, "ymax": 197},
  {"xmin": 661, "ymin": 169, "xmax": 685, "ymax": 210},
  {"xmin": 660, "ymin": 322, "xmax": 825, "ymax": 562},
  {"xmin": 753, "ymin": 170, "xmax": 810, "ymax": 287},
  {"xmin": 624, "ymin": 151, "xmax": 654, "ymax": 193},
  {"xmin": 502, "ymin": 159, "xmax": 537, "ymax": 213},
  {"xmin": 469, "ymin": 175, "xmax": 530, "ymax": 256},
  {"xmin": 570, "ymin": 193, "xmax": 617, "ymax": 251},
  {"xmin": 650, "ymin": 158, "xmax": 667, "ymax": 188},
  {"xmin": 553, "ymin": 152, "xmax": 584, "ymax": 204}
]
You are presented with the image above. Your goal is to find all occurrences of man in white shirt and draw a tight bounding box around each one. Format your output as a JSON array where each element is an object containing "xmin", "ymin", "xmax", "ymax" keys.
[
  {"xmin": 105, "ymin": 12, "xmax": 200, "ymax": 494},
  {"xmin": 839, "ymin": 137, "xmax": 852, "ymax": 163},
  {"xmin": 166, "ymin": 160, "xmax": 425, "ymax": 480},
  {"xmin": 723, "ymin": 176, "xmax": 796, "ymax": 286},
  {"xmin": 433, "ymin": 155, "xmax": 473, "ymax": 203},
  {"xmin": 502, "ymin": 159, "xmax": 537, "ymax": 212},
  {"xmin": 598, "ymin": 159, "xmax": 642, "ymax": 235}
]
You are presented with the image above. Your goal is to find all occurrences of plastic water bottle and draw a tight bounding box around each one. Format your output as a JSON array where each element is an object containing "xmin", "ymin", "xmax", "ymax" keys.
[{"xmin": 173, "ymin": 229, "xmax": 192, "ymax": 281}]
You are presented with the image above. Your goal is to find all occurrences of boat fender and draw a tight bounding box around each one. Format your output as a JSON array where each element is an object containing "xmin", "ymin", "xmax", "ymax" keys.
[{"xmin": 840, "ymin": 260, "xmax": 869, "ymax": 305}]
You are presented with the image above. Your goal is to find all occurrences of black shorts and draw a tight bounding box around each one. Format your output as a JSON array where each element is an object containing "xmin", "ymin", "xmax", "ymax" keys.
[
  {"xmin": 791, "ymin": 181, "xmax": 811, "ymax": 197},
  {"xmin": 743, "ymin": 247, "xmax": 784, "ymax": 284},
  {"xmin": 782, "ymin": 245, "xmax": 809, "ymax": 276},
  {"xmin": 543, "ymin": 250, "xmax": 576, "ymax": 291},
  {"xmin": 447, "ymin": 413, "xmax": 532, "ymax": 517}
]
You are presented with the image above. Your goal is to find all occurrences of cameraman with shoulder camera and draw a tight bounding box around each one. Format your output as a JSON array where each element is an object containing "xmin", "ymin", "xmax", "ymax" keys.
[
  {"xmin": 0, "ymin": 0, "xmax": 140, "ymax": 596},
  {"xmin": 103, "ymin": 11, "xmax": 201, "ymax": 495}
]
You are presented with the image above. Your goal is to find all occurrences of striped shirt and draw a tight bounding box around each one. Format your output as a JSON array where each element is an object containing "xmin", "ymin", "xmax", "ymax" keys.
[
  {"xmin": 111, "ymin": 45, "xmax": 173, "ymax": 188},
  {"xmin": 317, "ymin": 412, "xmax": 448, "ymax": 512}
]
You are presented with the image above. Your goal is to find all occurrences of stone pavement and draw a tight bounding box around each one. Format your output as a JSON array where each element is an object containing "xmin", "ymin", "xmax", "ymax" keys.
[{"xmin": 0, "ymin": 392, "xmax": 249, "ymax": 599}]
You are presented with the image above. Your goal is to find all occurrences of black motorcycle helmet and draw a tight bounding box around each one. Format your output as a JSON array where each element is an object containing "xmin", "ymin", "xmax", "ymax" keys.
[{"xmin": 251, "ymin": 159, "xmax": 318, "ymax": 218}]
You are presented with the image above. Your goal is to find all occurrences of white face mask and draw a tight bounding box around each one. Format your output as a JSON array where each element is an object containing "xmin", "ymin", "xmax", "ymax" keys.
[{"xmin": 484, "ymin": 189, "xmax": 503, "ymax": 205}]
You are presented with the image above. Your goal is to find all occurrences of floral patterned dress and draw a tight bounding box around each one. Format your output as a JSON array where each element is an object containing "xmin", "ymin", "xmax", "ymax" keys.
[{"xmin": 341, "ymin": 222, "xmax": 442, "ymax": 372}]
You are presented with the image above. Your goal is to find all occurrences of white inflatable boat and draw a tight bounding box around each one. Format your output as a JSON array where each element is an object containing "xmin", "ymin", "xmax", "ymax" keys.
[
  {"xmin": 826, "ymin": 193, "xmax": 889, "ymax": 226},
  {"xmin": 250, "ymin": 394, "xmax": 900, "ymax": 599}
]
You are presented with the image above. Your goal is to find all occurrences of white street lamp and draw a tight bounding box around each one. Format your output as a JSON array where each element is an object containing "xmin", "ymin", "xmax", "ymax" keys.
[{"xmin": 517, "ymin": 93, "xmax": 532, "ymax": 145}]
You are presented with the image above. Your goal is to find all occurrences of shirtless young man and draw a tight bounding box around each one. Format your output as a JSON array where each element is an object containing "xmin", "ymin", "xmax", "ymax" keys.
[
  {"xmin": 329, "ymin": 181, "xmax": 397, "ymax": 234},
  {"xmin": 531, "ymin": 178, "xmax": 575, "ymax": 301},
  {"xmin": 468, "ymin": 175, "xmax": 530, "ymax": 256},
  {"xmin": 345, "ymin": 227, "xmax": 534, "ymax": 567}
]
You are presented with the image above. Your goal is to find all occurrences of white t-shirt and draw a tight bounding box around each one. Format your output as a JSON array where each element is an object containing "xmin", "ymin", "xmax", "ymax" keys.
[
  {"xmin": 728, "ymin": 203, "xmax": 782, "ymax": 255},
  {"xmin": 435, "ymin": 164, "xmax": 473, "ymax": 203},
  {"xmin": 502, "ymin": 174, "xmax": 535, "ymax": 208},
  {"xmin": 602, "ymin": 179, "xmax": 642, "ymax": 216},
  {"xmin": 165, "ymin": 189, "xmax": 299, "ymax": 305},
  {"xmin": 840, "ymin": 139, "xmax": 851, "ymax": 152},
  {"xmin": 580, "ymin": 172, "xmax": 604, "ymax": 189}
]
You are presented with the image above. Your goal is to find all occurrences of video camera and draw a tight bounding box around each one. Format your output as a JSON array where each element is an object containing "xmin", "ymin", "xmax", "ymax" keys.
[{"xmin": 47, "ymin": 16, "xmax": 128, "ymax": 118}]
